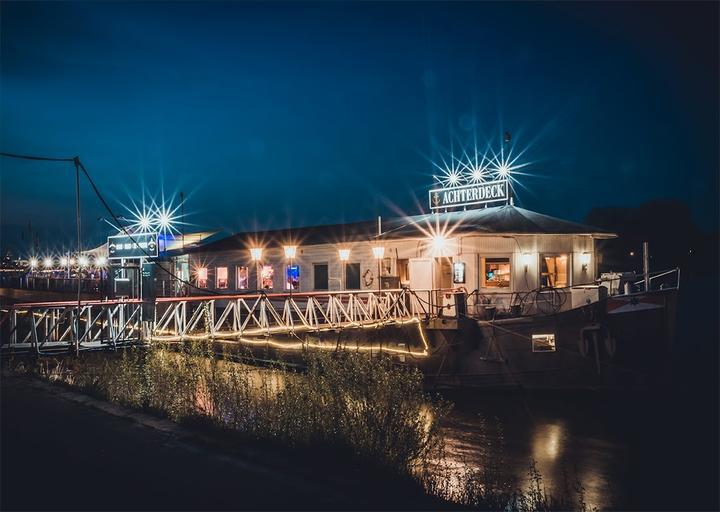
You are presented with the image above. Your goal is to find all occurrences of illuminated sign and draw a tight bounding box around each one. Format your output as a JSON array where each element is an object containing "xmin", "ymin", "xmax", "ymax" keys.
[
  {"xmin": 429, "ymin": 179, "xmax": 509, "ymax": 210},
  {"xmin": 107, "ymin": 232, "xmax": 158, "ymax": 260}
]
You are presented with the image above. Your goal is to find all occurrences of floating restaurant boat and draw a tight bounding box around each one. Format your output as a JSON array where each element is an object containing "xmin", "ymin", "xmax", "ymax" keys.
[
  {"xmin": 0, "ymin": 151, "xmax": 680, "ymax": 390},
  {"xmin": 152, "ymin": 175, "xmax": 679, "ymax": 390}
]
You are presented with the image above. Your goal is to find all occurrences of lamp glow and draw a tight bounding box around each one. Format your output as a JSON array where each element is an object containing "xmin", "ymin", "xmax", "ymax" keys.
[
  {"xmin": 338, "ymin": 249, "xmax": 351, "ymax": 261},
  {"xmin": 430, "ymin": 235, "xmax": 448, "ymax": 256},
  {"xmin": 284, "ymin": 245, "xmax": 297, "ymax": 259},
  {"xmin": 580, "ymin": 252, "xmax": 591, "ymax": 270},
  {"xmin": 29, "ymin": 258, "xmax": 38, "ymax": 269},
  {"xmin": 372, "ymin": 246, "xmax": 385, "ymax": 259},
  {"xmin": 96, "ymin": 256, "xmax": 108, "ymax": 267},
  {"xmin": 522, "ymin": 253, "xmax": 533, "ymax": 267},
  {"xmin": 60, "ymin": 257, "xmax": 68, "ymax": 266},
  {"xmin": 43, "ymin": 257, "xmax": 53, "ymax": 268},
  {"xmin": 250, "ymin": 247, "xmax": 263, "ymax": 261},
  {"xmin": 78, "ymin": 255, "xmax": 89, "ymax": 267},
  {"xmin": 497, "ymin": 164, "xmax": 510, "ymax": 177}
]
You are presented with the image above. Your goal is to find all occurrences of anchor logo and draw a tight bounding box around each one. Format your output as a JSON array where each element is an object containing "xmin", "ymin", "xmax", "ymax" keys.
[{"xmin": 432, "ymin": 192, "xmax": 440, "ymax": 207}]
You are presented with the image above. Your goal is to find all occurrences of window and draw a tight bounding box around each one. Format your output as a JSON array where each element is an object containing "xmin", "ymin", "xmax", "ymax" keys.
[
  {"xmin": 345, "ymin": 263, "xmax": 360, "ymax": 290},
  {"xmin": 196, "ymin": 267, "xmax": 208, "ymax": 288},
  {"xmin": 397, "ymin": 259, "xmax": 409, "ymax": 285},
  {"xmin": 261, "ymin": 265, "xmax": 274, "ymax": 289},
  {"xmin": 286, "ymin": 264, "xmax": 300, "ymax": 290},
  {"xmin": 540, "ymin": 254, "xmax": 569, "ymax": 288},
  {"xmin": 313, "ymin": 263, "xmax": 328, "ymax": 290},
  {"xmin": 236, "ymin": 265, "xmax": 249, "ymax": 290},
  {"xmin": 484, "ymin": 258, "xmax": 510, "ymax": 288},
  {"xmin": 216, "ymin": 267, "xmax": 228, "ymax": 289},
  {"xmin": 532, "ymin": 333, "xmax": 556, "ymax": 352},
  {"xmin": 453, "ymin": 262, "xmax": 466, "ymax": 284}
]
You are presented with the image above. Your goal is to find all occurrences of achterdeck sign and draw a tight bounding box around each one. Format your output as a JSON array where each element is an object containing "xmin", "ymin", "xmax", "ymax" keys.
[
  {"xmin": 107, "ymin": 232, "xmax": 158, "ymax": 260},
  {"xmin": 429, "ymin": 179, "xmax": 509, "ymax": 210}
]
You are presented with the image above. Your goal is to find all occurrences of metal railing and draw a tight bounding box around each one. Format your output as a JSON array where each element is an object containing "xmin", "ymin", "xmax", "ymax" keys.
[
  {"xmin": 0, "ymin": 275, "xmax": 106, "ymax": 295},
  {"xmin": 632, "ymin": 267, "xmax": 681, "ymax": 294}
]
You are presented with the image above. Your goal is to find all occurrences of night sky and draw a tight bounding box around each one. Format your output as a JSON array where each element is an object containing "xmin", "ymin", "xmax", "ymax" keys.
[{"xmin": 1, "ymin": 1, "xmax": 717, "ymax": 255}]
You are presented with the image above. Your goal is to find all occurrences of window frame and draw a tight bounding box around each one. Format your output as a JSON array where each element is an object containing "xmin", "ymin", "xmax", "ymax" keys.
[
  {"xmin": 285, "ymin": 264, "xmax": 300, "ymax": 291},
  {"xmin": 216, "ymin": 266, "xmax": 228, "ymax": 289},
  {"xmin": 345, "ymin": 262, "xmax": 361, "ymax": 290},
  {"xmin": 539, "ymin": 253, "xmax": 571, "ymax": 289},
  {"xmin": 313, "ymin": 262, "xmax": 329, "ymax": 291},
  {"xmin": 481, "ymin": 256, "xmax": 512, "ymax": 290},
  {"xmin": 236, "ymin": 265, "xmax": 249, "ymax": 290},
  {"xmin": 196, "ymin": 267, "xmax": 209, "ymax": 289}
]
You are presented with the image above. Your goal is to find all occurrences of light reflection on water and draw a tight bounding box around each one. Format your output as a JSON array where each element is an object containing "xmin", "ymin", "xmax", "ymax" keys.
[{"xmin": 438, "ymin": 394, "xmax": 626, "ymax": 510}]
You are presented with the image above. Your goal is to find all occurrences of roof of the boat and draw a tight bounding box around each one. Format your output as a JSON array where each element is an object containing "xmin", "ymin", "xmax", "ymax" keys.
[{"xmin": 178, "ymin": 205, "xmax": 615, "ymax": 254}]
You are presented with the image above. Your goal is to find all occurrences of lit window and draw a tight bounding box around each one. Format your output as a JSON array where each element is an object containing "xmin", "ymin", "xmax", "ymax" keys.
[
  {"xmin": 286, "ymin": 264, "xmax": 300, "ymax": 290},
  {"xmin": 484, "ymin": 258, "xmax": 510, "ymax": 288},
  {"xmin": 453, "ymin": 262, "xmax": 466, "ymax": 284},
  {"xmin": 540, "ymin": 254, "xmax": 569, "ymax": 288},
  {"xmin": 236, "ymin": 266, "xmax": 249, "ymax": 290},
  {"xmin": 532, "ymin": 334, "xmax": 556, "ymax": 352},
  {"xmin": 196, "ymin": 267, "xmax": 208, "ymax": 288},
  {"xmin": 261, "ymin": 265, "xmax": 274, "ymax": 289},
  {"xmin": 216, "ymin": 267, "xmax": 228, "ymax": 289}
]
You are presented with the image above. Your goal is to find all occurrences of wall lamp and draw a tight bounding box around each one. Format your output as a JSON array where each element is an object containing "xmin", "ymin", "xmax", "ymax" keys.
[
  {"xmin": 580, "ymin": 252, "xmax": 591, "ymax": 271},
  {"xmin": 250, "ymin": 247, "xmax": 263, "ymax": 261},
  {"xmin": 521, "ymin": 252, "xmax": 533, "ymax": 272},
  {"xmin": 338, "ymin": 249, "xmax": 350, "ymax": 261}
]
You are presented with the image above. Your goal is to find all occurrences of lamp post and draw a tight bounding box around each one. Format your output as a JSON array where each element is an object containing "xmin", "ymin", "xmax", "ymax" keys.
[
  {"xmin": 284, "ymin": 245, "xmax": 297, "ymax": 297},
  {"xmin": 339, "ymin": 248, "xmax": 350, "ymax": 290},
  {"xmin": 250, "ymin": 247, "xmax": 262, "ymax": 290},
  {"xmin": 372, "ymin": 246, "xmax": 385, "ymax": 293}
]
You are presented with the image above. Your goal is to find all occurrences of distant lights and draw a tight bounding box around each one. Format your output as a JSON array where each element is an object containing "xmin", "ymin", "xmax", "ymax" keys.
[
  {"xmin": 43, "ymin": 257, "xmax": 53, "ymax": 268},
  {"xmin": 29, "ymin": 258, "xmax": 38, "ymax": 269},
  {"xmin": 96, "ymin": 255, "xmax": 108, "ymax": 267},
  {"xmin": 497, "ymin": 164, "xmax": 510, "ymax": 178},
  {"xmin": 78, "ymin": 255, "xmax": 89, "ymax": 267},
  {"xmin": 60, "ymin": 257, "xmax": 68, "ymax": 267}
]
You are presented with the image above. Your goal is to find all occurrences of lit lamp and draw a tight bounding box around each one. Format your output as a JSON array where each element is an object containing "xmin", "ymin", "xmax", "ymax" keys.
[
  {"xmin": 339, "ymin": 248, "xmax": 350, "ymax": 290},
  {"xmin": 250, "ymin": 247, "xmax": 263, "ymax": 290},
  {"xmin": 580, "ymin": 252, "xmax": 591, "ymax": 272},
  {"xmin": 29, "ymin": 257, "xmax": 38, "ymax": 271},
  {"xmin": 430, "ymin": 235, "xmax": 447, "ymax": 257},
  {"xmin": 284, "ymin": 245, "xmax": 298, "ymax": 294},
  {"xmin": 60, "ymin": 256, "xmax": 68, "ymax": 266},
  {"xmin": 521, "ymin": 253, "xmax": 533, "ymax": 272},
  {"xmin": 43, "ymin": 257, "xmax": 53, "ymax": 269},
  {"xmin": 78, "ymin": 255, "xmax": 89, "ymax": 268},
  {"xmin": 96, "ymin": 256, "xmax": 107, "ymax": 267},
  {"xmin": 372, "ymin": 246, "xmax": 385, "ymax": 292}
]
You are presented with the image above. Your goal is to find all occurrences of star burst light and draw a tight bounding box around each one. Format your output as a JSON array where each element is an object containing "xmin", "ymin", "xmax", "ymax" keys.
[{"xmin": 125, "ymin": 196, "xmax": 183, "ymax": 236}]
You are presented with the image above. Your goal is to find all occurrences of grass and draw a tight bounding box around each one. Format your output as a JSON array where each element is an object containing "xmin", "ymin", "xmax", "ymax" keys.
[{"xmin": 5, "ymin": 342, "xmax": 597, "ymax": 511}]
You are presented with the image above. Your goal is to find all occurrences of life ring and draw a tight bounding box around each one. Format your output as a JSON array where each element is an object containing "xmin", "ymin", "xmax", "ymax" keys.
[{"xmin": 363, "ymin": 268, "xmax": 374, "ymax": 287}]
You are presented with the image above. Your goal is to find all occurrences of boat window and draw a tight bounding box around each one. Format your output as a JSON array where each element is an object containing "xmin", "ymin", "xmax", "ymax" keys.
[
  {"xmin": 483, "ymin": 258, "xmax": 510, "ymax": 288},
  {"xmin": 286, "ymin": 264, "xmax": 300, "ymax": 290},
  {"xmin": 236, "ymin": 265, "xmax": 249, "ymax": 290},
  {"xmin": 532, "ymin": 334, "xmax": 556, "ymax": 352},
  {"xmin": 216, "ymin": 267, "xmax": 228, "ymax": 289},
  {"xmin": 261, "ymin": 265, "xmax": 274, "ymax": 289},
  {"xmin": 313, "ymin": 263, "xmax": 328, "ymax": 290},
  {"xmin": 196, "ymin": 267, "xmax": 208, "ymax": 288},
  {"xmin": 453, "ymin": 262, "xmax": 466, "ymax": 284},
  {"xmin": 540, "ymin": 254, "xmax": 569, "ymax": 288},
  {"xmin": 397, "ymin": 259, "xmax": 409, "ymax": 285},
  {"xmin": 345, "ymin": 263, "xmax": 361, "ymax": 290}
]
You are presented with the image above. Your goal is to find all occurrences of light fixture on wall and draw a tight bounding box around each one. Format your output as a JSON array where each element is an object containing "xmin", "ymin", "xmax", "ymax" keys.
[
  {"xmin": 372, "ymin": 246, "xmax": 385, "ymax": 259},
  {"xmin": 521, "ymin": 252, "xmax": 533, "ymax": 271},
  {"xmin": 338, "ymin": 249, "xmax": 350, "ymax": 261},
  {"xmin": 580, "ymin": 252, "xmax": 591, "ymax": 271},
  {"xmin": 430, "ymin": 235, "xmax": 448, "ymax": 256},
  {"xmin": 283, "ymin": 245, "xmax": 297, "ymax": 259},
  {"xmin": 250, "ymin": 247, "xmax": 263, "ymax": 261}
]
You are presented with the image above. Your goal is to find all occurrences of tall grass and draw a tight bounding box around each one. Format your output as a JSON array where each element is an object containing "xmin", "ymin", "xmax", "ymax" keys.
[{"xmin": 7, "ymin": 343, "xmax": 597, "ymax": 510}]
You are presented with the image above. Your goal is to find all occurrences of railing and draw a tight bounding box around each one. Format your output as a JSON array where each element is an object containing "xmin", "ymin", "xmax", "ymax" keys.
[
  {"xmin": 632, "ymin": 267, "xmax": 681, "ymax": 294},
  {"xmin": 1, "ymin": 299, "xmax": 143, "ymax": 353}
]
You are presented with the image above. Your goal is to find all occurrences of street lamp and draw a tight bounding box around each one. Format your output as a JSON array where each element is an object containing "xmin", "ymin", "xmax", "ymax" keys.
[
  {"xmin": 372, "ymin": 246, "xmax": 385, "ymax": 292},
  {"xmin": 250, "ymin": 247, "xmax": 263, "ymax": 290},
  {"xmin": 339, "ymin": 248, "xmax": 350, "ymax": 290}
]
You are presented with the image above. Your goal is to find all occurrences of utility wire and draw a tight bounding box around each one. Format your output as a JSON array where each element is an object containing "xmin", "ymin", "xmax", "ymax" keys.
[{"xmin": 0, "ymin": 152, "xmax": 76, "ymax": 162}]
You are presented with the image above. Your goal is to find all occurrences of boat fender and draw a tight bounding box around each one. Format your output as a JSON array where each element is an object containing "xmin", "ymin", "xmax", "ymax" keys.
[
  {"xmin": 604, "ymin": 333, "xmax": 617, "ymax": 358},
  {"xmin": 578, "ymin": 333, "xmax": 590, "ymax": 357}
]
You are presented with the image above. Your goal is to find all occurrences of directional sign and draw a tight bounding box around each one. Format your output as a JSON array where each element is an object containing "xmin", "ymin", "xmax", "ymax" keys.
[
  {"xmin": 107, "ymin": 232, "xmax": 158, "ymax": 260},
  {"xmin": 429, "ymin": 179, "xmax": 509, "ymax": 210}
]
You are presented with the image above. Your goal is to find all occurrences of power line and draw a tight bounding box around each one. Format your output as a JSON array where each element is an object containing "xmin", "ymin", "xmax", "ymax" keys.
[{"xmin": 0, "ymin": 152, "xmax": 76, "ymax": 162}]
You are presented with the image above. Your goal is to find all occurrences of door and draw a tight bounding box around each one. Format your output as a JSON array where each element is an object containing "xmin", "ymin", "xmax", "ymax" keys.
[
  {"xmin": 435, "ymin": 257, "xmax": 455, "ymax": 316},
  {"xmin": 409, "ymin": 258, "xmax": 432, "ymax": 315}
]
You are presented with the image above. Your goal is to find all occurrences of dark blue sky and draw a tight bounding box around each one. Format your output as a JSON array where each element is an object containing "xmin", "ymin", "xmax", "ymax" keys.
[{"xmin": 1, "ymin": 1, "xmax": 717, "ymax": 254}]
